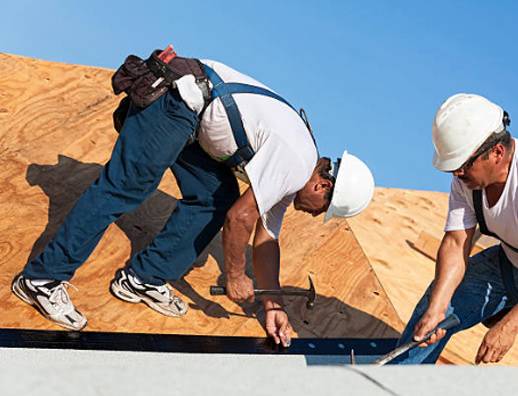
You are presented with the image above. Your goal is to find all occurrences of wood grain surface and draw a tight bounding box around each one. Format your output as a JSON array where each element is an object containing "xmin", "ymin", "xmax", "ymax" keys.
[
  {"xmin": 0, "ymin": 53, "xmax": 401, "ymax": 341},
  {"xmin": 348, "ymin": 188, "xmax": 518, "ymax": 365}
]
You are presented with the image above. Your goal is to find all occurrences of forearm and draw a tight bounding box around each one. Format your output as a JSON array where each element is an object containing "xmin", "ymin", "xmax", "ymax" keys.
[
  {"xmin": 253, "ymin": 220, "xmax": 282, "ymax": 306},
  {"xmin": 428, "ymin": 234, "xmax": 471, "ymax": 312},
  {"xmin": 500, "ymin": 305, "xmax": 518, "ymax": 333},
  {"xmin": 223, "ymin": 188, "xmax": 260, "ymax": 280},
  {"xmin": 223, "ymin": 214, "xmax": 255, "ymax": 279}
]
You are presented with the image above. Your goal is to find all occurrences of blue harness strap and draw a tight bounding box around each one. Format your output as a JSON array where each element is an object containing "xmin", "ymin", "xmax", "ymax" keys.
[{"xmin": 202, "ymin": 64, "xmax": 314, "ymax": 168}]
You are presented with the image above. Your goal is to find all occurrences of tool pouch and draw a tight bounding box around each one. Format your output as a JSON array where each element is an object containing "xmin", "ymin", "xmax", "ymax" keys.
[
  {"xmin": 112, "ymin": 50, "xmax": 168, "ymax": 109},
  {"xmin": 111, "ymin": 50, "xmax": 208, "ymax": 132},
  {"xmin": 112, "ymin": 50, "xmax": 207, "ymax": 107}
]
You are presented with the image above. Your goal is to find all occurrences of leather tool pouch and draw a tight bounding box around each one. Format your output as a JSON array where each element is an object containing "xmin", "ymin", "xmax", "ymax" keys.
[{"xmin": 111, "ymin": 50, "xmax": 208, "ymax": 132}]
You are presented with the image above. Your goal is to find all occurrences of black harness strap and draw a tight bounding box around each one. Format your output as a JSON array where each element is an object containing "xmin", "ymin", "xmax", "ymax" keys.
[
  {"xmin": 472, "ymin": 189, "xmax": 518, "ymax": 305},
  {"xmin": 472, "ymin": 190, "xmax": 496, "ymax": 239}
]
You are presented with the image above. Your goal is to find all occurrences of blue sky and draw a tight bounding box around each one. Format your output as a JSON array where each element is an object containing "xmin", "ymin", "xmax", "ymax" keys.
[{"xmin": 3, "ymin": 1, "xmax": 518, "ymax": 192}]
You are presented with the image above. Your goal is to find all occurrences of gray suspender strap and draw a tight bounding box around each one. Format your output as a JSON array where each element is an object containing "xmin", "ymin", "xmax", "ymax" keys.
[{"xmin": 472, "ymin": 190, "xmax": 518, "ymax": 304}]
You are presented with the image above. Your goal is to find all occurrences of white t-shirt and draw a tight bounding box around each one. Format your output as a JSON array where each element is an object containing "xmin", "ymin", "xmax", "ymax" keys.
[
  {"xmin": 445, "ymin": 138, "xmax": 518, "ymax": 267},
  {"xmin": 176, "ymin": 60, "xmax": 318, "ymax": 239}
]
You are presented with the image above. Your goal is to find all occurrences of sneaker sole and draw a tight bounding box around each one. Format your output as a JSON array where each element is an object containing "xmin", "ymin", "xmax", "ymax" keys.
[
  {"xmin": 110, "ymin": 279, "xmax": 187, "ymax": 317},
  {"xmin": 11, "ymin": 278, "xmax": 87, "ymax": 331}
]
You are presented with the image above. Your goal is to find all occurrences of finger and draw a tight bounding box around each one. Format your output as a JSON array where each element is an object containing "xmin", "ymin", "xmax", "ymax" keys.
[
  {"xmin": 482, "ymin": 350, "xmax": 492, "ymax": 364},
  {"xmin": 435, "ymin": 328, "xmax": 446, "ymax": 341},
  {"xmin": 267, "ymin": 326, "xmax": 281, "ymax": 345},
  {"xmin": 227, "ymin": 293, "xmax": 238, "ymax": 303},
  {"xmin": 279, "ymin": 320, "xmax": 291, "ymax": 348},
  {"xmin": 484, "ymin": 344, "xmax": 501, "ymax": 364},
  {"xmin": 475, "ymin": 343, "xmax": 487, "ymax": 365},
  {"xmin": 481, "ymin": 347, "xmax": 492, "ymax": 364},
  {"xmin": 497, "ymin": 346, "xmax": 510, "ymax": 363},
  {"xmin": 226, "ymin": 289, "xmax": 241, "ymax": 303},
  {"xmin": 413, "ymin": 321, "xmax": 433, "ymax": 342},
  {"xmin": 413, "ymin": 322, "xmax": 426, "ymax": 341},
  {"xmin": 272, "ymin": 334, "xmax": 281, "ymax": 345},
  {"xmin": 488, "ymin": 348, "xmax": 500, "ymax": 364},
  {"xmin": 425, "ymin": 333, "xmax": 438, "ymax": 346}
]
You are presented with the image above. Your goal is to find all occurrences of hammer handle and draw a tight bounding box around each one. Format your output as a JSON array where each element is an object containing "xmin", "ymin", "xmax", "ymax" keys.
[
  {"xmin": 209, "ymin": 286, "xmax": 307, "ymax": 297},
  {"xmin": 372, "ymin": 314, "xmax": 460, "ymax": 366},
  {"xmin": 210, "ymin": 286, "xmax": 226, "ymax": 295}
]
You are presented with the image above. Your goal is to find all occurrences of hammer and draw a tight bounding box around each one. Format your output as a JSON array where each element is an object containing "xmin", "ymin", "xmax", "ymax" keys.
[
  {"xmin": 371, "ymin": 313, "xmax": 460, "ymax": 365},
  {"xmin": 210, "ymin": 275, "xmax": 316, "ymax": 309}
]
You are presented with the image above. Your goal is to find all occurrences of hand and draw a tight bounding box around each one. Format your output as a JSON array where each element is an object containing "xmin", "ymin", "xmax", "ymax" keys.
[
  {"xmin": 264, "ymin": 302, "xmax": 292, "ymax": 347},
  {"xmin": 475, "ymin": 321, "xmax": 516, "ymax": 364},
  {"xmin": 226, "ymin": 274, "xmax": 254, "ymax": 303},
  {"xmin": 413, "ymin": 309, "xmax": 446, "ymax": 347}
]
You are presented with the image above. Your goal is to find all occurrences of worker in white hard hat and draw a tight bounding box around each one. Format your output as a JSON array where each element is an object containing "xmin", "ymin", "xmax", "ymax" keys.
[
  {"xmin": 392, "ymin": 93, "xmax": 518, "ymax": 365},
  {"xmin": 294, "ymin": 150, "xmax": 374, "ymax": 220},
  {"xmin": 13, "ymin": 46, "xmax": 375, "ymax": 348}
]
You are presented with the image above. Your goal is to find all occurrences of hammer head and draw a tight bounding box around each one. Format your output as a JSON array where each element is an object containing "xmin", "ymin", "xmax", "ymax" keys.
[{"xmin": 305, "ymin": 275, "xmax": 316, "ymax": 309}]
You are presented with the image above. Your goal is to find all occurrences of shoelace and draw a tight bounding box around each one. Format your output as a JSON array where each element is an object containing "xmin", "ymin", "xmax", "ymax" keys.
[
  {"xmin": 130, "ymin": 272, "xmax": 185, "ymax": 310},
  {"xmin": 48, "ymin": 281, "xmax": 79, "ymax": 314},
  {"xmin": 154, "ymin": 284, "xmax": 184, "ymax": 309}
]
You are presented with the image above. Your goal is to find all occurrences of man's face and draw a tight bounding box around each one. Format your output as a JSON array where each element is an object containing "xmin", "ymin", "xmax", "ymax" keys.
[
  {"xmin": 452, "ymin": 149, "xmax": 494, "ymax": 189},
  {"xmin": 294, "ymin": 174, "xmax": 333, "ymax": 216}
]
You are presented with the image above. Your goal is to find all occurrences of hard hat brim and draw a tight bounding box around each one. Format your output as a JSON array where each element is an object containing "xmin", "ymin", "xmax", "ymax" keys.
[
  {"xmin": 432, "ymin": 151, "xmax": 467, "ymax": 172},
  {"xmin": 432, "ymin": 122, "xmax": 505, "ymax": 172}
]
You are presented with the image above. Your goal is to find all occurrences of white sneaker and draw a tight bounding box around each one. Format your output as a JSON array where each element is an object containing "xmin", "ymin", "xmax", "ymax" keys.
[
  {"xmin": 110, "ymin": 269, "xmax": 188, "ymax": 317},
  {"xmin": 12, "ymin": 274, "xmax": 87, "ymax": 331}
]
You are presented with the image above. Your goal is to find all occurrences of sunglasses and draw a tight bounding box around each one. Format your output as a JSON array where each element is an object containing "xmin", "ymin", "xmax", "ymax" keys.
[{"xmin": 455, "ymin": 133, "xmax": 506, "ymax": 172}]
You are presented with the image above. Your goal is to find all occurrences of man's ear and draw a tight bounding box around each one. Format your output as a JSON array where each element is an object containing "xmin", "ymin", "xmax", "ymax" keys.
[
  {"xmin": 493, "ymin": 143, "xmax": 506, "ymax": 163},
  {"xmin": 317, "ymin": 178, "xmax": 333, "ymax": 192}
]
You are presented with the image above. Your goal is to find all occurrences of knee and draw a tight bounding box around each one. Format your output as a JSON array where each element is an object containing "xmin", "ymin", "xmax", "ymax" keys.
[{"xmin": 100, "ymin": 159, "xmax": 162, "ymax": 200}]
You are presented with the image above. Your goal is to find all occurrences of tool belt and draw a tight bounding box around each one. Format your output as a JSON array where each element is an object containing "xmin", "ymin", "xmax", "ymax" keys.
[
  {"xmin": 112, "ymin": 49, "xmax": 209, "ymax": 108},
  {"xmin": 111, "ymin": 50, "xmax": 210, "ymax": 131}
]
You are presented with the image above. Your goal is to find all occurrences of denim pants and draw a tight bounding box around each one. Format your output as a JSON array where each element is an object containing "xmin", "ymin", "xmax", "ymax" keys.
[
  {"xmin": 23, "ymin": 90, "xmax": 239, "ymax": 285},
  {"xmin": 391, "ymin": 245, "xmax": 518, "ymax": 364}
]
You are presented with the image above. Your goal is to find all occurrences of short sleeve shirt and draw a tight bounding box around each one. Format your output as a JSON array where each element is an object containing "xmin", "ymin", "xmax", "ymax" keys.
[
  {"xmin": 192, "ymin": 60, "xmax": 318, "ymax": 238},
  {"xmin": 445, "ymin": 138, "xmax": 518, "ymax": 266}
]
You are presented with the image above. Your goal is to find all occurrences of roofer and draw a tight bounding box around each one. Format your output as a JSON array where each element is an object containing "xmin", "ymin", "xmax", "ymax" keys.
[
  {"xmin": 392, "ymin": 93, "xmax": 518, "ymax": 364},
  {"xmin": 12, "ymin": 47, "xmax": 374, "ymax": 346}
]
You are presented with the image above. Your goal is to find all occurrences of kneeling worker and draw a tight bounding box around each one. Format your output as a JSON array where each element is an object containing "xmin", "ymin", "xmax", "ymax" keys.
[
  {"xmin": 393, "ymin": 93, "xmax": 518, "ymax": 364},
  {"xmin": 12, "ymin": 48, "xmax": 374, "ymax": 347}
]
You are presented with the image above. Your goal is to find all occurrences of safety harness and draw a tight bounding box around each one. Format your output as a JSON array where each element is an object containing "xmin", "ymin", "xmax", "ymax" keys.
[
  {"xmin": 472, "ymin": 189, "xmax": 518, "ymax": 326},
  {"xmin": 201, "ymin": 64, "xmax": 317, "ymax": 169},
  {"xmin": 112, "ymin": 50, "xmax": 317, "ymax": 170}
]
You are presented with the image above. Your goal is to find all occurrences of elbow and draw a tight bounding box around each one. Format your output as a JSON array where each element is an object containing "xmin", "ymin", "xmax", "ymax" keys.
[{"xmin": 225, "ymin": 206, "xmax": 257, "ymax": 233}]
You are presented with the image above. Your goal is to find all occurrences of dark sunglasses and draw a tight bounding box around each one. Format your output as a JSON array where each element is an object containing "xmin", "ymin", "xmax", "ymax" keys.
[
  {"xmin": 456, "ymin": 132, "xmax": 507, "ymax": 172},
  {"xmin": 455, "ymin": 111, "xmax": 511, "ymax": 172}
]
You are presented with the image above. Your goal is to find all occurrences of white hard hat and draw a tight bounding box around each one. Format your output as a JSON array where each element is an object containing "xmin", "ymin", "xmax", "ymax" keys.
[
  {"xmin": 324, "ymin": 150, "xmax": 375, "ymax": 222},
  {"xmin": 432, "ymin": 93, "xmax": 505, "ymax": 171}
]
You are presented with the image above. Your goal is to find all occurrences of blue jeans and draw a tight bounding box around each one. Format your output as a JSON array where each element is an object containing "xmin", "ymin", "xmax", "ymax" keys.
[
  {"xmin": 23, "ymin": 90, "xmax": 239, "ymax": 285},
  {"xmin": 391, "ymin": 245, "xmax": 518, "ymax": 364}
]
